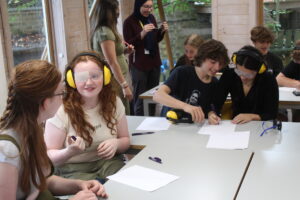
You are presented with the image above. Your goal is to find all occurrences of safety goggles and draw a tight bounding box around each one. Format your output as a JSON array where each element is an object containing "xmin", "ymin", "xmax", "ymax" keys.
[
  {"xmin": 74, "ymin": 71, "xmax": 103, "ymax": 83},
  {"xmin": 234, "ymin": 67, "xmax": 256, "ymax": 79}
]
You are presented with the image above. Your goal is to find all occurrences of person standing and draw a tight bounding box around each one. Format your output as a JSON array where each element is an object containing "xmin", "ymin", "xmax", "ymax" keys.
[
  {"xmin": 123, "ymin": 0, "xmax": 168, "ymax": 116},
  {"xmin": 90, "ymin": 0, "xmax": 134, "ymax": 114}
]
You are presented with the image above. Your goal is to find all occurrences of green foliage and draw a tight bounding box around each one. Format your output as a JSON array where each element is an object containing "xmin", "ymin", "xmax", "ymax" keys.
[
  {"xmin": 153, "ymin": 0, "xmax": 211, "ymax": 15},
  {"xmin": 7, "ymin": 0, "xmax": 41, "ymax": 9}
]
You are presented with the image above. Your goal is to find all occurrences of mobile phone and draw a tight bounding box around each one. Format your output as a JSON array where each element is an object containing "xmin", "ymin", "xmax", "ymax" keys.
[{"xmin": 292, "ymin": 90, "xmax": 300, "ymax": 96}]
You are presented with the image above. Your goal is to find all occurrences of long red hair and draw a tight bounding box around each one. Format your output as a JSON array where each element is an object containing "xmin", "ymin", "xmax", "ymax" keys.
[{"xmin": 64, "ymin": 51, "xmax": 118, "ymax": 146}]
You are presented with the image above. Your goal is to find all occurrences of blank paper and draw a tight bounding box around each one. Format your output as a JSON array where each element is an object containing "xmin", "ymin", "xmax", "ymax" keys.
[
  {"xmin": 107, "ymin": 165, "xmax": 179, "ymax": 191},
  {"xmin": 206, "ymin": 131, "xmax": 250, "ymax": 150},
  {"xmin": 136, "ymin": 117, "xmax": 171, "ymax": 131}
]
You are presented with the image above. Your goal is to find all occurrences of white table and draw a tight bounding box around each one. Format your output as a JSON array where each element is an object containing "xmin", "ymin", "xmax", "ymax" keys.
[
  {"xmin": 237, "ymin": 151, "xmax": 300, "ymax": 200},
  {"xmin": 106, "ymin": 144, "xmax": 252, "ymax": 200},
  {"xmin": 139, "ymin": 85, "xmax": 160, "ymax": 116},
  {"xmin": 104, "ymin": 116, "xmax": 300, "ymax": 200}
]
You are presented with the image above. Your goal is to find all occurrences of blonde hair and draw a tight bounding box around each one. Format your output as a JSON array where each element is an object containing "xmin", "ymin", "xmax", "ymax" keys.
[{"xmin": 184, "ymin": 34, "xmax": 204, "ymax": 49}]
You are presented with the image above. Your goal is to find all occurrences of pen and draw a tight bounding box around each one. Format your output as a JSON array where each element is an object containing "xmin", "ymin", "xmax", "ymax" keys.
[
  {"xmin": 148, "ymin": 156, "xmax": 162, "ymax": 164},
  {"xmin": 132, "ymin": 131, "xmax": 155, "ymax": 136},
  {"xmin": 210, "ymin": 104, "xmax": 221, "ymax": 118},
  {"xmin": 71, "ymin": 136, "xmax": 77, "ymax": 141}
]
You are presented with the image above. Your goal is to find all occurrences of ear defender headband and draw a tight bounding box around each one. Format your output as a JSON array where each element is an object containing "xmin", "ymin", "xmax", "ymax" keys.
[
  {"xmin": 65, "ymin": 52, "xmax": 112, "ymax": 89},
  {"xmin": 231, "ymin": 49, "xmax": 266, "ymax": 74}
]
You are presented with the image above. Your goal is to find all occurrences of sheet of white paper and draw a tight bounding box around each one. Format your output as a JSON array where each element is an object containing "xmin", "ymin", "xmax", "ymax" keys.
[
  {"xmin": 279, "ymin": 87, "xmax": 296, "ymax": 92},
  {"xmin": 107, "ymin": 165, "xmax": 179, "ymax": 191},
  {"xmin": 198, "ymin": 121, "xmax": 236, "ymax": 135},
  {"xmin": 206, "ymin": 131, "xmax": 250, "ymax": 150},
  {"xmin": 136, "ymin": 117, "xmax": 171, "ymax": 131}
]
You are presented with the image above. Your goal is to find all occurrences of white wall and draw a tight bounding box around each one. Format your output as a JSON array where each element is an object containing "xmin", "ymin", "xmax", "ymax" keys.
[{"xmin": 212, "ymin": 0, "xmax": 258, "ymax": 56}]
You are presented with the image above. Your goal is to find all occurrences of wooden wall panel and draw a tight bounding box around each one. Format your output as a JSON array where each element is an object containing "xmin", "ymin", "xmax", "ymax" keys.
[{"xmin": 212, "ymin": 0, "xmax": 258, "ymax": 55}]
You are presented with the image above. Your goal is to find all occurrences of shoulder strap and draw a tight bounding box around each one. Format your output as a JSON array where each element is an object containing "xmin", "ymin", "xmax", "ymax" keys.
[{"xmin": 0, "ymin": 134, "xmax": 20, "ymax": 152}]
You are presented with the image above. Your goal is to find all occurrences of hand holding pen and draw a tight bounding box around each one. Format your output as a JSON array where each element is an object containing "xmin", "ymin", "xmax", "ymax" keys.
[
  {"xmin": 143, "ymin": 23, "xmax": 157, "ymax": 33},
  {"xmin": 67, "ymin": 135, "xmax": 86, "ymax": 154},
  {"xmin": 208, "ymin": 104, "xmax": 221, "ymax": 125}
]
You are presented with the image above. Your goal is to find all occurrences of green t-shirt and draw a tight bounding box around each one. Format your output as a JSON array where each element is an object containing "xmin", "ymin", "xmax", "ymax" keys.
[{"xmin": 92, "ymin": 26, "xmax": 128, "ymax": 76}]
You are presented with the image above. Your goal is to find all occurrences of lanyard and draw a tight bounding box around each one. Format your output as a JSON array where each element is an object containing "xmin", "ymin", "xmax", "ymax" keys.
[{"xmin": 139, "ymin": 20, "xmax": 144, "ymax": 28}]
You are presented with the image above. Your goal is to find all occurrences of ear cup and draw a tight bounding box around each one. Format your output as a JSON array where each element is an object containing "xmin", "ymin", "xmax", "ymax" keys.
[
  {"xmin": 258, "ymin": 63, "xmax": 267, "ymax": 74},
  {"xmin": 66, "ymin": 69, "xmax": 76, "ymax": 88},
  {"xmin": 103, "ymin": 65, "xmax": 111, "ymax": 86},
  {"xmin": 234, "ymin": 49, "xmax": 266, "ymax": 74},
  {"xmin": 231, "ymin": 54, "xmax": 237, "ymax": 64}
]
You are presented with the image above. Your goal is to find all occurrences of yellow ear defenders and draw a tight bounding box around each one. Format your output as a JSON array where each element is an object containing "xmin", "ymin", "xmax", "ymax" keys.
[
  {"xmin": 65, "ymin": 52, "xmax": 112, "ymax": 89},
  {"xmin": 231, "ymin": 49, "xmax": 266, "ymax": 74},
  {"xmin": 166, "ymin": 109, "xmax": 193, "ymax": 124}
]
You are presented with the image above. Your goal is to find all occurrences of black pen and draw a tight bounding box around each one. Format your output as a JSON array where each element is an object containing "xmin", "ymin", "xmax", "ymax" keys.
[
  {"xmin": 210, "ymin": 104, "xmax": 221, "ymax": 117},
  {"xmin": 132, "ymin": 131, "xmax": 155, "ymax": 136}
]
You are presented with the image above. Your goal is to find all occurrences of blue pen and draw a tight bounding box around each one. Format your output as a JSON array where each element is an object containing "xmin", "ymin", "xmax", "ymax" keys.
[
  {"xmin": 148, "ymin": 156, "xmax": 162, "ymax": 164},
  {"xmin": 132, "ymin": 131, "xmax": 155, "ymax": 136}
]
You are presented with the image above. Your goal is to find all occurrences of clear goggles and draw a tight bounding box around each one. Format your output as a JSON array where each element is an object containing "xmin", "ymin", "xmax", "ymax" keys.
[
  {"xmin": 234, "ymin": 68, "xmax": 256, "ymax": 79},
  {"xmin": 74, "ymin": 71, "xmax": 103, "ymax": 83}
]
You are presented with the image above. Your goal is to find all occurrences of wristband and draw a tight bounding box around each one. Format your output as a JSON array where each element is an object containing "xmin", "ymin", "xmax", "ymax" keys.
[
  {"xmin": 122, "ymin": 84, "xmax": 129, "ymax": 89},
  {"xmin": 121, "ymin": 81, "xmax": 128, "ymax": 88}
]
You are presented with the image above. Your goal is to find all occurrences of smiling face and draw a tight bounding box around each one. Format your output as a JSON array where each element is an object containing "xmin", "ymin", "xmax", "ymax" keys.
[
  {"xmin": 184, "ymin": 44, "xmax": 198, "ymax": 61},
  {"xmin": 73, "ymin": 60, "xmax": 103, "ymax": 102},
  {"xmin": 201, "ymin": 58, "xmax": 222, "ymax": 77},
  {"xmin": 140, "ymin": 0, "xmax": 153, "ymax": 17},
  {"xmin": 253, "ymin": 41, "xmax": 271, "ymax": 55}
]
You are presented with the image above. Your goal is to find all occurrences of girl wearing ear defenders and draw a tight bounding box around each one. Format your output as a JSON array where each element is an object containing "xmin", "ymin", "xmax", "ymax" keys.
[
  {"xmin": 44, "ymin": 51, "xmax": 130, "ymax": 182},
  {"xmin": 208, "ymin": 45, "xmax": 279, "ymax": 124}
]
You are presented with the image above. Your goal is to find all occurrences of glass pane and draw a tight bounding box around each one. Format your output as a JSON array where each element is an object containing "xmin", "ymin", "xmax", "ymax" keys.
[
  {"xmin": 264, "ymin": 0, "xmax": 300, "ymax": 65},
  {"xmin": 7, "ymin": 0, "xmax": 47, "ymax": 65},
  {"xmin": 88, "ymin": 0, "xmax": 95, "ymax": 11},
  {"xmin": 153, "ymin": 0, "xmax": 212, "ymax": 81}
]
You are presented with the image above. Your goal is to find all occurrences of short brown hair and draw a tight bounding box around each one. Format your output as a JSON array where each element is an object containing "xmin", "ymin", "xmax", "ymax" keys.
[
  {"xmin": 193, "ymin": 39, "xmax": 229, "ymax": 68},
  {"xmin": 250, "ymin": 26, "xmax": 275, "ymax": 43}
]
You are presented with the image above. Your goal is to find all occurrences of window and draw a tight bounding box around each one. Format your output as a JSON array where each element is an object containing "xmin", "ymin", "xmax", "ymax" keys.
[
  {"xmin": 7, "ymin": 0, "xmax": 52, "ymax": 65},
  {"xmin": 264, "ymin": 0, "xmax": 300, "ymax": 65}
]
